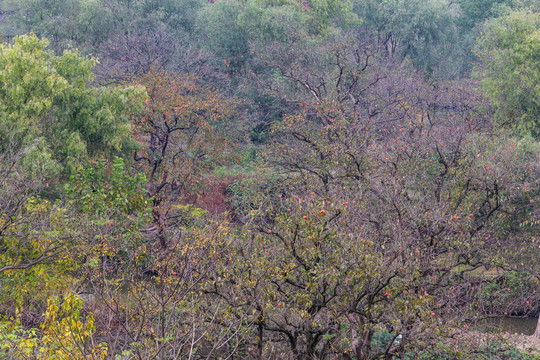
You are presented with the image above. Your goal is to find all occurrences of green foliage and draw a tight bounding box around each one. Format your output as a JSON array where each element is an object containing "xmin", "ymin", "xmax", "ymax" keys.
[
  {"xmin": 475, "ymin": 9, "xmax": 540, "ymax": 137},
  {"xmin": 1, "ymin": 0, "xmax": 112, "ymax": 52},
  {"xmin": 0, "ymin": 34, "xmax": 147, "ymax": 180},
  {"xmin": 458, "ymin": 0, "xmax": 512, "ymax": 29},
  {"xmin": 370, "ymin": 330, "xmax": 398, "ymax": 355},
  {"xmin": 196, "ymin": 0, "xmax": 359, "ymax": 72},
  {"xmin": 0, "ymin": 35, "xmax": 65, "ymax": 179},
  {"xmin": 66, "ymin": 157, "xmax": 150, "ymax": 215},
  {"xmin": 197, "ymin": 0, "xmax": 249, "ymax": 71},
  {"xmin": 127, "ymin": 0, "xmax": 205, "ymax": 34},
  {"xmin": 2, "ymin": 0, "xmax": 205, "ymax": 52},
  {"xmin": 65, "ymin": 157, "xmax": 152, "ymax": 271},
  {"xmin": 354, "ymin": 0, "xmax": 462, "ymax": 74},
  {"xmin": 306, "ymin": 0, "xmax": 360, "ymax": 35},
  {"xmin": 237, "ymin": 1, "xmax": 308, "ymax": 45},
  {"xmin": 479, "ymin": 270, "xmax": 540, "ymax": 316}
]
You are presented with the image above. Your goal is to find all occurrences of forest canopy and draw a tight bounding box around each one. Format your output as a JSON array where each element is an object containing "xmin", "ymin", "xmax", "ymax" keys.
[{"xmin": 0, "ymin": 0, "xmax": 539, "ymax": 359}]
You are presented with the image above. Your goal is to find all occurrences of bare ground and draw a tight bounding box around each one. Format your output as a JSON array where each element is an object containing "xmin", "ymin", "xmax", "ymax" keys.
[{"xmin": 503, "ymin": 333, "xmax": 540, "ymax": 355}]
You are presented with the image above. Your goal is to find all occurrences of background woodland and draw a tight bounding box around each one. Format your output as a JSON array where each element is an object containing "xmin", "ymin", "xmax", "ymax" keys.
[{"xmin": 0, "ymin": 0, "xmax": 539, "ymax": 358}]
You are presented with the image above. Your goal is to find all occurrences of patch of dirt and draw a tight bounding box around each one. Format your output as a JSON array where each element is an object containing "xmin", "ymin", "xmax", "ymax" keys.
[
  {"xmin": 459, "ymin": 330, "xmax": 540, "ymax": 355},
  {"xmin": 504, "ymin": 333, "xmax": 540, "ymax": 355},
  {"xmin": 190, "ymin": 176, "xmax": 242, "ymax": 216}
]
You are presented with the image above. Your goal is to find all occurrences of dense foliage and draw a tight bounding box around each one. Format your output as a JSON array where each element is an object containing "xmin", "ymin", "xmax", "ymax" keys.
[{"xmin": 0, "ymin": 0, "xmax": 539, "ymax": 359}]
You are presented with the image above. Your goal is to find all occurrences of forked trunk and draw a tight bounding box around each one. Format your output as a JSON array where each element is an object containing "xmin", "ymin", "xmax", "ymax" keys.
[{"xmin": 534, "ymin": 315, "xmax": 540, "ymax": 339}]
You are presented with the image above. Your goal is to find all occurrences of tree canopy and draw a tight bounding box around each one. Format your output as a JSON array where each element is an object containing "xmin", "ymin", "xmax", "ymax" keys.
[
  {"xmin": 0, "ymin": 34, "xmax": 146, "ymax": 180},
  {"xmin": 475, "ymin": 8, "xmax": 540, "ymax": 138},
  {"xmin": 0, "ymin": 1, "xmax": 539, "ymax": 359}
]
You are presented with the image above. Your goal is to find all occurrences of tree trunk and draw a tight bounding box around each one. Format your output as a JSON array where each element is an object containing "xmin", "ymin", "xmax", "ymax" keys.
[
  {"xmin": 257, "ymin": 316, "xmax": 264, "ymax": 360},
  {"xmin": 534, "ymin": 315, "xmax": 540, "ymax": 339}
]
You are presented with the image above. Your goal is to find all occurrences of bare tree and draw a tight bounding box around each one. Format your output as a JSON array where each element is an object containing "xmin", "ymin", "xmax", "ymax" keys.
[
  {"xmin": 234, "ymin": 32, "xmax": 540, "ymax": 358},
  {"xmin": 96, "ymin": 26, "xmax": 222, "ymax": 85}
]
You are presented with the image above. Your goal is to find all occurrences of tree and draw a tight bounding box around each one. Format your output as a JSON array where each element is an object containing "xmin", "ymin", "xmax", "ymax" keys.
[
  {"xmin": 64, "ymin": 157, "xmax": 251, "ymax": 359},
  {"xmin": 0, "ymin": 176, "xmax": 62, "ymax": 310},
  {"xmin": 131, "ymin": 70, "xmax": 241, "ymax": 249},
  {"xmin": 96, "ymin": 25, "xmax": 213, "ymax": 83},
  {"xmin": 227, "ymin": 34, "xmax": 540, "ymax": 358},
  {"xmin": 0, "ymin": 34, "xmax": 146, "ymax": 180},
  {"xmin": 304, "ymin": 0, "xmax": 360, "ymax": 35},
  {"xmin": 0, "ymin": 293, "xmax": 108, "ymax": 359},
  {"xmin": 0, "ymin": 143, "xmax": 78, "ymax": 317},
  {"xmin": 1, "ymin": 0, "xmax": 205, "ymax": 55},
  {"xmin": 474, "ymin": 8, "xmax": 540, "ymax": 138},
  {"xmin": 1, "ymin": 0, "xmax": 113, "ymax": 53},
  {"xmin": 353, "ymin": 0, "xmax": 462, "ymax": 75},
  {"xmin": 93, "ymin": 0, "xmax": 214, "ymax": 83},
  {"xmin": 196, "ymin": 0, "xmax": 250, "ymax": 72},
  {"xmin": 457, "ymin": 0, "xmax": 511, "ymax": 30}
]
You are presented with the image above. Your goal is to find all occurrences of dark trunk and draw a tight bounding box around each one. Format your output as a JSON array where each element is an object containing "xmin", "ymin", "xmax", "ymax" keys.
[{"xmin": 257, "ymin": 317, "xmax": 264, "ymax": 360}]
